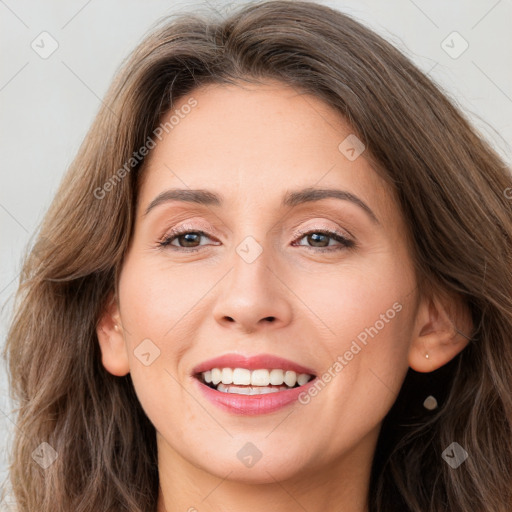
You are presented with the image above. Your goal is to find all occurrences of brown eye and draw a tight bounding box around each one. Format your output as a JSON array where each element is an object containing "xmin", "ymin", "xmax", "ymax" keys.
[
  {"xmin": 175, "ymin": 232, "xmax": 202, "ymax": 247},
  {"xmin": 305, "ymin": 232, "xmax": 330, "ymax": 247},
  {"xmin": 158, "ymin": 229, "xmax": 214, "ymax": 251},
  {"xmin": 293, "ymin": 230, "xmax": 355, "ymax": 251}
]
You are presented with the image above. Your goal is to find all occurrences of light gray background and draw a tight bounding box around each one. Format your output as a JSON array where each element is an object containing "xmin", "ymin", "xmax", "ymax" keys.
[{"xmin": 1, "ymin": 0, "xmax": 511, "ymax": 501}]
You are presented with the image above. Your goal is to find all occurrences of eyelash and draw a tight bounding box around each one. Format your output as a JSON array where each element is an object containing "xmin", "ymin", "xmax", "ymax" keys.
[{"xmin": 156, "ymin": 227, "xmax": 355, "ymax": 253}]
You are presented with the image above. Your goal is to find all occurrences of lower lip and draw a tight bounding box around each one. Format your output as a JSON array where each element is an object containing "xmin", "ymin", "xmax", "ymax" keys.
[{"xmin": 193, "ymin": 376, "xmax": 318, "ymax": 415}]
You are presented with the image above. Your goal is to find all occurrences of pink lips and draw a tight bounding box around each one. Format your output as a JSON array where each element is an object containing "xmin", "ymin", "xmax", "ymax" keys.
[
  {"xmin": 191, "ymin": 353, "xmax": 318, "ymax": 415},
  {"xmin": 191, "ymin": 353, "xmax": 316, "ymax": 376},
  {"xmin": 193, "ymin": 376, "xmax": 318, "ymax": 415}
]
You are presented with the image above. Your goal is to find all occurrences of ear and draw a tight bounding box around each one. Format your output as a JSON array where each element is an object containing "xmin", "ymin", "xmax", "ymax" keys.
[
  {"xmin": 409, "ymin": 288, "xmax": 472, "ymax": 373},
  {"xmin": 96, "ymin": 291, "xmax": 130, "ymax": 376}
]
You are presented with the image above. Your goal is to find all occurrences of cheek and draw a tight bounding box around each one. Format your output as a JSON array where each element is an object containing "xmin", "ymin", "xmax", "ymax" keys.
[
  {"xmin": 115, "ymin": 254, "xmax": 193, "ymax": 415},
  {"xmin": 295, "ymin": 254, "xmax": 415, "ymax": 423},
  {"xmin": 294, "ymin": 297, "xmax": 413, "ymax": 464},
  {"xmin": 118, "ymin": 250, "xmax": 209, "ymax": 342},
  {"xmin": 295, "ymin": 254, "xmax": 414, "ymax": 354}
]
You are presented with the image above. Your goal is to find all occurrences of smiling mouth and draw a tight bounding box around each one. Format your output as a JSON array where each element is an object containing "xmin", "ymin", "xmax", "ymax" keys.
[{"xmin": 194, "ymin": 368, "xmax": 316, "ymax": 395}]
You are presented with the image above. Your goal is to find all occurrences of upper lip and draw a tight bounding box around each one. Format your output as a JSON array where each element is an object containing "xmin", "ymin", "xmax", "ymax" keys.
[{"xmin": 192, "ymin": 353, "xmax": 317, "ymax": 376}]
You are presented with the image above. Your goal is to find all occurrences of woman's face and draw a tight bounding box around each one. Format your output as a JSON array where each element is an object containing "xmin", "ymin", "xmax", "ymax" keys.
[{"xmin": 105, "ymin": 80, "xmax": 422, "ymax": 484}]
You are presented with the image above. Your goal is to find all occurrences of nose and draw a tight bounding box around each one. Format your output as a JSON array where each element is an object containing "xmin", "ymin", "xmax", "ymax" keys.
[{"xmin": 212, "ymin": 245, "xmax": 293, "ymax": 334}]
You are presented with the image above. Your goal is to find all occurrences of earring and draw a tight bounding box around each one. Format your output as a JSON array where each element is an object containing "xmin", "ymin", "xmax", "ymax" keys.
[
  {"xmin": 425, "ymin": 352, "xmax": 429, "ymax": 359},
  {"xmin": 423, "ymin": 395, "xmax": 438, "ymax": 410},
  {"xmin": 114, "ymin": 324, "xmax": 119, "ymax": 331}
]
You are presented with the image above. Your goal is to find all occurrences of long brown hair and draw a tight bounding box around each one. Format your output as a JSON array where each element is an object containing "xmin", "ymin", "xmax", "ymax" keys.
[{"xmin": 3, "ymin": 1, "xmax": 512, "ymax": 510}]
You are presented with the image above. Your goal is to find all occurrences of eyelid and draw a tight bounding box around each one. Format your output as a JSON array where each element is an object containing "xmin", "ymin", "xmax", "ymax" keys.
[
  {"xmin": 159, "ymin": 220, "xmax": 215, "ymax": 239},
  {"xmin": 290, "ymin": 227, "xmax": 355, "ymax": 250},
  {"xmin": 290, "ymin": 223, "xmax": 353, "ymax": 241},
  {"xmin": 156, "ymin": 224, "xmax": 218, "ymax": 247}
]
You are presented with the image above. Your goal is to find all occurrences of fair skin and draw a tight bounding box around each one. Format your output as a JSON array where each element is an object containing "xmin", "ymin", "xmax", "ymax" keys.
[{"xmin": 97, "ymin": 80, "xmax": 470, "ymax": 512}]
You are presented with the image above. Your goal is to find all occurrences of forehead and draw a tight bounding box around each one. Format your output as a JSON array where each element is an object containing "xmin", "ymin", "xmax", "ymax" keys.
[{"xmin": 138, "ymin": 80, "xmax": 398, "ymax": 226}]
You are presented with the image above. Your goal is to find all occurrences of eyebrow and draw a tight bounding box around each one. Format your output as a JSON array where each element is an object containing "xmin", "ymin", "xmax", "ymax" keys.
[{"xmin": 143, "ymin": 187, "xmax": 379, "ymax": 224}]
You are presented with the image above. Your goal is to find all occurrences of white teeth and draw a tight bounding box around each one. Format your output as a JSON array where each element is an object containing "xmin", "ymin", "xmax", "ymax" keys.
[
  {"xmin": 251, "ymin": 369, "xmax": 270, "ymax": 386},
  {"xmin": 232, "ymin": 368, "xmax": 251, "ymax": 385},
  {"xmin": 200, "ymin": 367, "xmax": 313, "ymax": 391},
  {"xmin": 217, "ymin": 383, "xmax": 289, "ymax": 395},
  {"xmin": 211, "ymin": 368, "xmax": 222, "ymax": 385},
  {"xmin": 269, "ymin": 369, "xmax": 285, "ymax": 385},
  {"xmin": 221, "ymin": 368, "xmax": 233, "ymax": 384},
  {"xmin": 284, "ymin": 371, "xmax": 297, "ymax": 387},
  {"xmin": 297, "ymin": 373, "xmax": 310, "ymax": 386}
]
